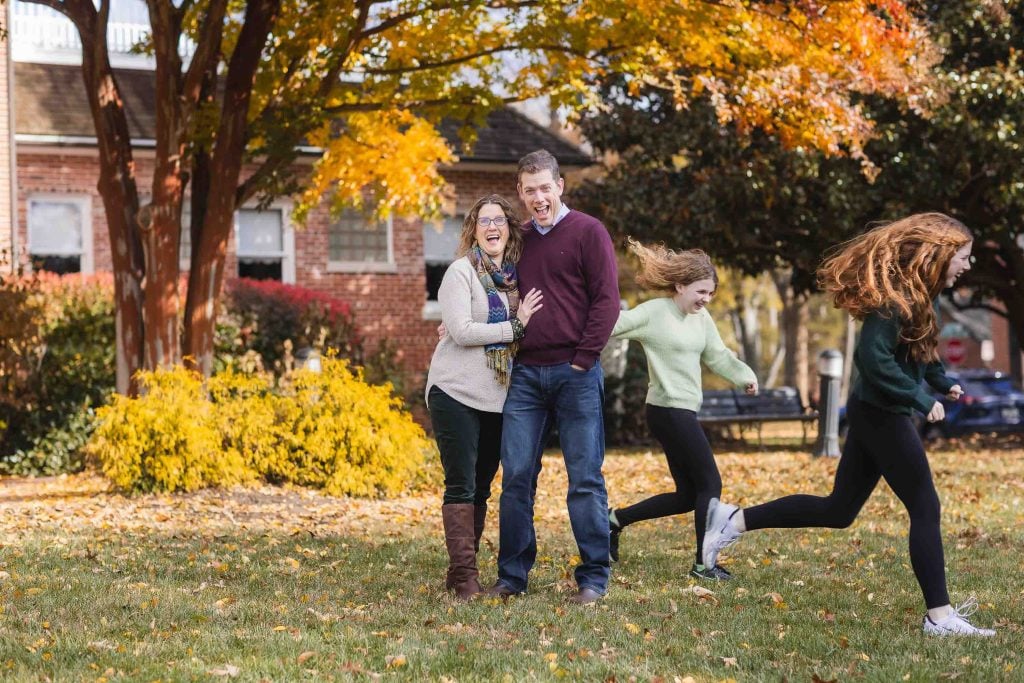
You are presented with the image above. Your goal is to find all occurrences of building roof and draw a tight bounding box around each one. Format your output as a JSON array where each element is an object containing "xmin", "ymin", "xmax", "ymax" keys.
[
  {"xmin": 438, "ymin": 108, "xmax": 591, "ymax": 167},
  {"xmin": 13, "ymin": 62, "xmax": 591, "ymax": 166}
]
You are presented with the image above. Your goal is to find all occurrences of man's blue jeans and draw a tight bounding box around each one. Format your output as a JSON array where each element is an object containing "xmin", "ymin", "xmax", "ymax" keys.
[{"xmin": 496, "ymin": 361, "xmax": 609, "ymax": 594}]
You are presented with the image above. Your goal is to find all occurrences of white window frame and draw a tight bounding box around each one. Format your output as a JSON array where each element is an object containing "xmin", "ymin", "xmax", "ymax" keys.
[
  {"xmin": 26, "ymin": 193, "xmax": 93, "ymax": 274},
  {"xmin": 234, "ymin": 201, "xmax": 295, "ymax": 284},
  {"xmin": 421, "ymin": 213, "xmax": 464, "ymax": 320},
  {"xmin": 325, "ymin": 211, "xmax": 396, "ymax": 273}
]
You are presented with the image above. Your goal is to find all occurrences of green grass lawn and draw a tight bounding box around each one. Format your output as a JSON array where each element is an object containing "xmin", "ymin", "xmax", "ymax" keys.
[{"xmin": 1, "ymin": 441, "xmax": 1021, "ymax": 681}]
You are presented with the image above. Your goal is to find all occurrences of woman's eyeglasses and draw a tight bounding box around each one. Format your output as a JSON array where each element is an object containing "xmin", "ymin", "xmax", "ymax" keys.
[{"xmin": 477, "ymin": 216, "xmax": 508, "ymax": 227}]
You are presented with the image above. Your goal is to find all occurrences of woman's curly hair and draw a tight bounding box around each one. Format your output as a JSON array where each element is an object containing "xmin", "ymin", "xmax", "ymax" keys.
[
  {"xmin": 627, "ymin": 238, "xmax": 717, "ymax": 291},
  {"xmin": 817, "ymin": 212, "xmax": 972, "ymax": 362}
]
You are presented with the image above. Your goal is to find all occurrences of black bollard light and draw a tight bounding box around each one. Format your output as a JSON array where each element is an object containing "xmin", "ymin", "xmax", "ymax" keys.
[{"xmin": 813, "ymin": 349, "xmax": 843, "ymax": 457}]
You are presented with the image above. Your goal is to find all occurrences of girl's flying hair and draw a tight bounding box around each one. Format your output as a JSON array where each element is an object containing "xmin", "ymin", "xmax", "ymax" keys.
[
  {"xmin": 628, "ymin": 238, "xmax": 717, "ymax": 291},
  {"xmin": 817, "ymin": 212, "xmax": 972, "ymax": 362}
]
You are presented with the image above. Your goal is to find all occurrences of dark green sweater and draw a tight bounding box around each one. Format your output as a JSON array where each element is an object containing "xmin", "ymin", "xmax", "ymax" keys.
[{"xmin": 852, "ymin": 307, "xmax": 956, "ymax": 416}]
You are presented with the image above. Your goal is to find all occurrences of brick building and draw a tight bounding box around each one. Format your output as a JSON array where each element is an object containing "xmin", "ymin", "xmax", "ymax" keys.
[{"xmin": 0, "ymin": 2, "xmax": 591, "ymax": 382}]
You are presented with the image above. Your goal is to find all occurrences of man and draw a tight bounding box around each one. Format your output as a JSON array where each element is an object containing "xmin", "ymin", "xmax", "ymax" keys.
[{"xmin": 487, "ymin": 149, "xmax": 620, "ymax": 604}]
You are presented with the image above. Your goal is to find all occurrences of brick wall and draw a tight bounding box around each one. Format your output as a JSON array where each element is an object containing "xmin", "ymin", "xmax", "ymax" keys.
[{"xmin": 14, "ymin": 149, "xmax": 522, "ymax": 384}]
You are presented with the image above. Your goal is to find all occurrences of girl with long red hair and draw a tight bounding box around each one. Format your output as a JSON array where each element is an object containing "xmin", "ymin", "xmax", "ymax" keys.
[{"xmin": 702, "ymin": 213, "xmax": 995, "ymax": 636}]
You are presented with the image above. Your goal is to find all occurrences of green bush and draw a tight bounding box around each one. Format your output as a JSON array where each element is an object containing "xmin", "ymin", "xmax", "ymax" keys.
[
  {"xmin": 0, "ymin": 273, "xmax": 115, "ymax": 474},
  {"xmin": 4, "ymin": 407, "xmax": 99, "ymax": 476},
  {"xmin": 0, "ymin": 273, "xmax": 412, "ymax": 477},
  {"xmin": 89, "ymin": 361, "xmax": 438, "ymax": 495}
]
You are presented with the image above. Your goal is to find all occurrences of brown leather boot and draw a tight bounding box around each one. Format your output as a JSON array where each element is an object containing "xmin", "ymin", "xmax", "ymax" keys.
[
  {"xmin": 473, "ymin": 503, "xmax": 487, "ymax": 553},
  {"xmin": 442, "ymin": 503, "xmax": 481, "ymax": 601}
]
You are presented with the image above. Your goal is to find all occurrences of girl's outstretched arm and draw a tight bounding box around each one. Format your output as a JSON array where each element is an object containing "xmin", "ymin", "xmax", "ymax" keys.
[
  {"xmin": 700, "ymin": 310, "xmax": 758, "ymax": 388},
  {"xmin": 923, "ymin": 359, "xmax": 957, "ymax": 395}
]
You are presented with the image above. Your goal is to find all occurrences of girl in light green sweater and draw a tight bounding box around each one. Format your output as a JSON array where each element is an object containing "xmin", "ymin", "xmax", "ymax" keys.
[{"xmin": 608, "ymin": 240, "xmax": 757, "ymax": 580}]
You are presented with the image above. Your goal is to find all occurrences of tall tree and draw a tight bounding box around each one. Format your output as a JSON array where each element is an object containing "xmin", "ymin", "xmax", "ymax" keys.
[
  {"xmin": 22, "ymin": 0, "xmax": 938, "ymax": 393},
  {"xmin": 572, "ymin": 93, "xmax": 873, "ymax": 399},
  {"xmin": 576, "ymin": 1, "xmax": 1024, "ymax": 348},
  {"xmin": 860, "ymin": 1, "xmax": 1024, "ymax": 343}
]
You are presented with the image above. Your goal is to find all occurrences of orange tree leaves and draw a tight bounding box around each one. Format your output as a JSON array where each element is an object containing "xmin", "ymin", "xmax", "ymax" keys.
[
  {"xmin": 20, "ymin": 0, "xmax": 942, "ymax": 384},
  {"xmin": 238, "ymin": 0, "xmax": 941, "ymax": 223}
]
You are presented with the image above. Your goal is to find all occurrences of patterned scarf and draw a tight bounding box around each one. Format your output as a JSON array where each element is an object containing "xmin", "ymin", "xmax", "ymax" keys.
[{"xmin": 468, "ymin": 244, "xmax": 520, "ymax": 386}]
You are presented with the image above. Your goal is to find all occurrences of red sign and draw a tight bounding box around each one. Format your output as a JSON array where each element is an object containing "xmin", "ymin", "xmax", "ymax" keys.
[{"xmin": 944, "ymin": 338, "xmax": 966, "ymax": 365}]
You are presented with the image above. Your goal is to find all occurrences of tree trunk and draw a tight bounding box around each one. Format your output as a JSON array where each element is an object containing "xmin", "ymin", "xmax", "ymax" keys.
[
  {"xmin": 764, "ymin": 342, "xmax": 785, "ymax": 388},
  {"xmin": 182, "ymin": 135, "xmax": 213, "ymax": 372},
  {"xmin": 774, "ymin": 271, "xmax": 810, "ymax": 404},
  {"xmin": 794, "ymin": 296, "xmax": 809, "ymax": 404},
  {"xmin": 183, "ymin": 0, "xmax": 281, "ymax": 375},
  {"xmin": 730, "ymin": 301, "xmax": 761, "ymax": 378},
  {"xmin": 742, "ymin": 289, "xmax": 763, "ymax": 377},
  {"xmin": 141, "ymin": 0, "xmax": 187, "ymax": 371},
  {"xmin": 75, "ymin": 5, "xmax": 145, "ymax": 395},
  {"xmin": 780, "ymin": 295, "xmax": 810, "ymax": 404}
]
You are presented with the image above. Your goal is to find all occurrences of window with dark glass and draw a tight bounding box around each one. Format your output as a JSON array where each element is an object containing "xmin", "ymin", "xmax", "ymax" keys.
[
  {"xmin": 28, "ymin": 198, "xmax": 87, "ymax": 275},
  {"xmin": 237, "ymin": 208, "xmax": 285, "ymax": 281},
  {"xmin": 423, "ymin": 215, "xmax": 463, "ymax": 301}
]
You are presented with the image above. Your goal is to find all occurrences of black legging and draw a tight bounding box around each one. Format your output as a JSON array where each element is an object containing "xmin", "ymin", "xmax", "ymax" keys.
[
  {"xmin": 615, "ymin": 405, "xmax": 721, "ymax": 565},
  {"xmin": 745, "ymin": 395, "xmax": 949, "ymax": 608},
  {"xmin": 428, "ymin": 385, "xmax": 502, "ymax": 506}
]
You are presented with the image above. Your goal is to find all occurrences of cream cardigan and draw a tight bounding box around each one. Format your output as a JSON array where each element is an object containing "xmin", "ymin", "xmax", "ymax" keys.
[{"xmin": 424, "ymin": 256, "xmax": 516, "ymax": 413}]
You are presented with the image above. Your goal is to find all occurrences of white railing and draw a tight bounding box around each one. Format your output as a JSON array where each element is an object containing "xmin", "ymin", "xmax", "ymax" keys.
[{"xmin": 10, "ymin": 3, "xmax": 196, "ymax": 64}]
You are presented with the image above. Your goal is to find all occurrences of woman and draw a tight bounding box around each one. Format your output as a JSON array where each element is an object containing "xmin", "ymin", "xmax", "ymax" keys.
[
  {"xmin": 425, "ymin": 194, "xmax": 543, "ymax": 601},
  {"xmin": 608, "ymin": 239, "xmax": 757, "ymax": 580},
  {"xmin": 703, "ymin": 213, "xmax": 995, "ymax": 636}
]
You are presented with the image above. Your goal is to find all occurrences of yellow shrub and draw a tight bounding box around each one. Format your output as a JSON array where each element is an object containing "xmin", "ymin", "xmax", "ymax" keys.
[
  {"xmin": 282, "ymin": 358, "xmax": 437, "ymax": 497},
  {"xmin": 88, "ymin": 359, "xmax": 438, "ymax": 496},
  {"xmin": 89, "ymin": 368, "xmax": 253, "ymax": 493},
  {"xmin": 207, "ymin": 369, "xmax": 295, "ymax": 482}
]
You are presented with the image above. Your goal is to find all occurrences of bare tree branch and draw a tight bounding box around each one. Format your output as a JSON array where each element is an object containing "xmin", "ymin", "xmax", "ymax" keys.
[
  {"xmin": 22, "ymin": 0, "xmax": 95, "ymax": 33},
  {"xmin": 236, "ymin": 153, "xmax": 297, "ymax": 206}
]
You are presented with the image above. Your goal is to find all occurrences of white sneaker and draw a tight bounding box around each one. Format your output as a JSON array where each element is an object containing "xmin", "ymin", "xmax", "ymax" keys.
[
  {"xmin": 923, "ymin": 597, "xmax": 996, "ymax": 637},
  {"xmin": 703, "ymin": 498, "xmax": 742, "ymax": 570}
]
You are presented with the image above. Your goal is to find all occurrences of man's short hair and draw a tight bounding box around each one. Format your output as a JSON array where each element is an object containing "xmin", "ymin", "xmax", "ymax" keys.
[{"xmin": 518, "ymin": 149, "xmax": 560, "ymax": 182}]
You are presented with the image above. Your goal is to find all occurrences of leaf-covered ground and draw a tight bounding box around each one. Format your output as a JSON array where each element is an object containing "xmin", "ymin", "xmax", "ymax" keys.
[{"xmin": 1, "ymin": 438, "xmax": 1022, "ymax": 681}]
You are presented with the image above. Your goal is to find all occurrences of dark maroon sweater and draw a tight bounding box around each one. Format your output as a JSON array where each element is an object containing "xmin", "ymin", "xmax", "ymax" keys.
[{"xmin": 517, "ymin": 210, "xmax": 620, "ymax": 370}]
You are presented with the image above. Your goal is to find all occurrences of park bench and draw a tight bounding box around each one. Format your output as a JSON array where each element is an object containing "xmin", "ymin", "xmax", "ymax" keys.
[{"xmin": 697, "ymin": 386, "xmax": 818, "ymax": 445}]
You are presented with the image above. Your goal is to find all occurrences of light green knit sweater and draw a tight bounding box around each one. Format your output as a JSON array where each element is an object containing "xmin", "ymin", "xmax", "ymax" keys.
[{"xmin": 612, "ymin": 297, "xmax": 757, "ymax": 411}]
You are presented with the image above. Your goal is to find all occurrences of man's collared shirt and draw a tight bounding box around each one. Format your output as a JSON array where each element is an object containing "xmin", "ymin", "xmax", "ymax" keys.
[{"xmin": 533, "ymin": 204, "xmax": 570, "ymax": 235}]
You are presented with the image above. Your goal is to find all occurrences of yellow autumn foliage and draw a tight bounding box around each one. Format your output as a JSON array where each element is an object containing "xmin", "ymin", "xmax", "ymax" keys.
[
  {"xmin": 89, "ymin": 367, "xmax": 252, "ymax": 494},
  {"xmin": 89, "ymin": 359, "xmax": 438, "ymax": 496}
]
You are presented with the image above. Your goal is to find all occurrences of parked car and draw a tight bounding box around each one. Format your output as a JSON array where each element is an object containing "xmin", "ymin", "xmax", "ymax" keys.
[
  {"xmin": 838, "ymin": 369, "xmax": 1024, "ymax": 440},
  {"xmin": 925, "ymin": 369, "xmax": 1024, "ymax": 439}
]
